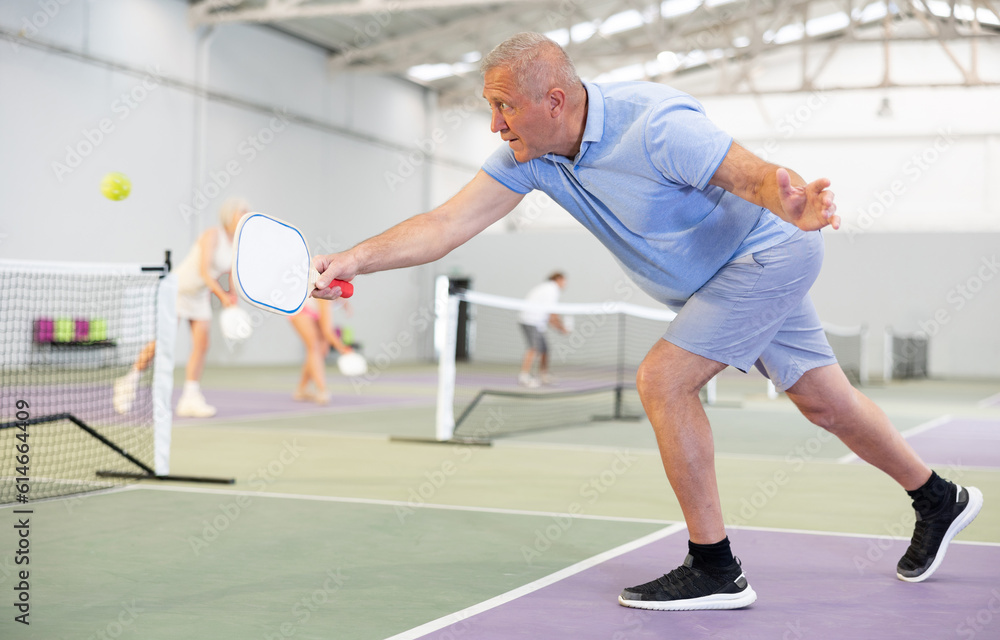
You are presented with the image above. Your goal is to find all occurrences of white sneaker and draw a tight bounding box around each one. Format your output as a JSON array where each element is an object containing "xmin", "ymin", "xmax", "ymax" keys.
[
  {"xmin": 176, "ymin": 391, "xmax": 217, "ymax": 418},
  {"xmin": 113, "ymin": 369, "xmax": 140, "ymax": 415},
  {"xmin": 540, "ymin": 373, "xmax": 555, "ymax": 386},
  {"xmin": 518, "ymin": 373, "xmax": 540, "ymax": 388}
]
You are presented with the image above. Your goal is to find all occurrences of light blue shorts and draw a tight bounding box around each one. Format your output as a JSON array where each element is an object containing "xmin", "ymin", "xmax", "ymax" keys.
[{"xmin": 663, "ymin": 229, "xmax": 837, "ymax": 392}]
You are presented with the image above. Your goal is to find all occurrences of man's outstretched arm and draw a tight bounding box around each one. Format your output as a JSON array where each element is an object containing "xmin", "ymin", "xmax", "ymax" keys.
[
  {"xmin": 312, "ymin": 171, "xmax": 525, "ymax": 298},
  {"xmin": 708, "ymin": 142, "xmax": 840, "ymax": 231}
]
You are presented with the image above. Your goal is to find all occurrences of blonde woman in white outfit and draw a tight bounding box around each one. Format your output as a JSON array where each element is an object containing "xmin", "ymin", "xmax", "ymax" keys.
[
  {"xmin": 172, "ymin": 197, "xmax": 248, "ymax": 417},
  {"xmin": 113, "ymin": 198, "xmax": 249, "ymax": 418}
]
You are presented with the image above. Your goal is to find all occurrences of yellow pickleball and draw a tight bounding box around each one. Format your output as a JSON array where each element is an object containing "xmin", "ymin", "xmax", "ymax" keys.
[{"xmin": 101, "ymin": 172, "xmax": 131, "ymax": 201}]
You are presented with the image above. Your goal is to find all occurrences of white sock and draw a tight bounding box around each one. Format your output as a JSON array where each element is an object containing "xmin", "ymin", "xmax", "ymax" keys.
[{"xmin": 182, "ymin": 381, "xmax": 201, "ymax": 396}]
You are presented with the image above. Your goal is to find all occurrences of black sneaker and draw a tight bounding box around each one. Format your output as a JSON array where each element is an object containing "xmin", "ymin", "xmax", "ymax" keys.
[
  {"xmin": 897, "ymin": 484, "xmax": 983, "ymax": 582},
  {"xmin": 618, "ymin": 554, "xmax": 757, "ymax": 610}
]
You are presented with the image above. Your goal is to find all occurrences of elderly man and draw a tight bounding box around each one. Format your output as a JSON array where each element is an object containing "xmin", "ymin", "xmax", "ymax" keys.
[{"xmin": 314, "ymin": 33, "xmax": 981, "ymax": 610}]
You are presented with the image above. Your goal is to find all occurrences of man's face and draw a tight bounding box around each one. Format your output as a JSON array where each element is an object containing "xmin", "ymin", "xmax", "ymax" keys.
[{"xmin": 482, "ymin": 67, "xmax": 554, "ymax": 163}]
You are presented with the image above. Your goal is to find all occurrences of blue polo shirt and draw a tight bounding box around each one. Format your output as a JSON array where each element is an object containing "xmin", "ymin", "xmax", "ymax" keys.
[{"xmin": 481, "ymin": 81, "xmax": 798, "ymax": 306}]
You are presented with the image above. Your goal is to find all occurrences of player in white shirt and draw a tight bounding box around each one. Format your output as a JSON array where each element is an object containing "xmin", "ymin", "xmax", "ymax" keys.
[{"xmin": 517, "ymin": 272, "xmax": 567, "ymax": 387}]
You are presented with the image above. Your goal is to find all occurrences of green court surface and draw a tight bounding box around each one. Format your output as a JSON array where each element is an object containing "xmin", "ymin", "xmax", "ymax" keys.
[
  {"xmin": 2, "ymin": 487, "xmax": 664, "ymax": 639},
  {"xmin": 2, "ymin": 367, "xmax": 998, "ymax": 638}
]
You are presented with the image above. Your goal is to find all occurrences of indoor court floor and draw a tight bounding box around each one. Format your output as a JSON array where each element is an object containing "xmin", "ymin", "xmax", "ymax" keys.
[{"xmin": 2, "ymin": 365, "xmax": 999, "ymax": 639}]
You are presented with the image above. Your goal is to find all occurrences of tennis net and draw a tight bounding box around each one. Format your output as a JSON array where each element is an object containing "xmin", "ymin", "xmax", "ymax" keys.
[
  {"xmin": 0, "ymin": 257, "xmax": 176, "ymax": 503},
  {"xmin": 431, "ymin": 280, "xmax": 877, "ymax": 441},
  {"xmin": 434, "ymin": 282, "xmax": 676, "ymax": 441}
]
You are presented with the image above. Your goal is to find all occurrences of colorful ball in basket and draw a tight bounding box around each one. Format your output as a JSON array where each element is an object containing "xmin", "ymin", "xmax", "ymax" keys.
[
  {"xmin": 54, "ymin": 317, "xmax": 74, "ymax": 343},
  {"xmin": 101, "ymin": 172, "xmax": 131, "ymax": 201},
  {"xmin": 337, "ymin": 352, "xmax": 368, "ymax": 377},
  {"xmin": 90, "ymin": 318, "xmax": 108, "ymax": 342},
  {"xmin": 219, "ymin": 306, "xmax": 253, "ymax": 342}
]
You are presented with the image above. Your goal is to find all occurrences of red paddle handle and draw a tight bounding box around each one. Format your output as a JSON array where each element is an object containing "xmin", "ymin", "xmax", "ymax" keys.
[{"xmin": 328, "ymin": 279, "xmax": 354, "ymax": 298}]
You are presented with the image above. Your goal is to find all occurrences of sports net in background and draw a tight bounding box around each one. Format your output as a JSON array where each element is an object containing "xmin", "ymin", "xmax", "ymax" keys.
[
  {"xmin": 823, "ymin": 323, "xmax": 869, "ymax": 385},
  {"xmin": 0, "ymin": 259, "xmax": 172, "ymax": 503},
  {"xmin": 884, "ymin": 328, "xmax": 930, "ymax": 380},
  {"xmin": 443, "ymin": 290, "xmax": 675, "ymax": 441}
]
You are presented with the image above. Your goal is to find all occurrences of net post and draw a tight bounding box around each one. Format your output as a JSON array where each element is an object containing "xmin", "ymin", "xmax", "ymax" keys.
[
  {"xmin": 616, "ymin": 312, "xmax": 626, "ymax": 395},
  {"xmin": 704, "ymin": 376, "xmax": 718, "ymax": 405},
  {"xmin": 434, "ymin": 276, "xmax": 458, "ymax": 441},
  {"xmin": 883, "ymin": 326, "xmax": 893, "ymax": 382},
  {"xmin": 152, "ymin": 271, "xmax": 177, "ymax": 475},
  {"xmin": 859, "ymin": 324, "xmax": 870, "ymax": 386}
]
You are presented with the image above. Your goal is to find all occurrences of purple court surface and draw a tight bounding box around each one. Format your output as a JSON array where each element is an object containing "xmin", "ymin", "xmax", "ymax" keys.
[
  {"xmin": 414, "ymin": 527, "xmax": 1000, "ymax": 640},
  {"xmin": 905, "ymin": 417, "xmax": 1000, "ymax": 469}
]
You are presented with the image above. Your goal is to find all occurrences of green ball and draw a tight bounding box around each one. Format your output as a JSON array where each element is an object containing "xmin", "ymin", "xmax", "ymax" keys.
[
  {"xmin": 54, "ymin": 318, "xmax": 74, "ymax": 343},
  {"xmin": 101, "ymin": 172, "xmax": 131, "ymax": 201}
]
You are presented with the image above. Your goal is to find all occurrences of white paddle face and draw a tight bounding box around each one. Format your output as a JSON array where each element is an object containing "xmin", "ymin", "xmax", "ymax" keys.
[{"xmin": 231, "ymin": 213, "xmax": 312, "ymax": 316}]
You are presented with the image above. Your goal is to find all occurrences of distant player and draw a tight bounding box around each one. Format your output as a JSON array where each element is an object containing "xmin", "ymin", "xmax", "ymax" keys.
[
  {"xmin": 289, "ymin": 298, "xmax": 353, "ymax": 404},
  {"xmin": 517, "ymin": 272, "xmax": 567, "ymax": 387}
]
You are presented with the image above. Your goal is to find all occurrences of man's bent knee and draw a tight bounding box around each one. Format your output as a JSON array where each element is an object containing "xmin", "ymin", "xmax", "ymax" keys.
[
  {"xmin": 787, "ymin": 369, "xmax": 861, "ymax": 431},
  {"xmin": 636, "ymin": 341, "xmax": 724, "ymax": 399}
]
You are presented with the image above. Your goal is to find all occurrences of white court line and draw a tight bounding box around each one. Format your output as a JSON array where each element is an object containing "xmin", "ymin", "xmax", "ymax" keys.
[
  {"xmin": 127, "ymin": 484, "xmax": 1000, "ymax": 546},
  {"xmin": 977, "ymin": 391, "xmax": 1000, "ymax": 408},
  {"xmin": 837, "ymin": 414, "xmax": 953, "ymax": 464},
  {"xmin": 382, "ymin": 522, "xmax": 688, "ymax": 640},
  {"xmin": 130, "ymin": 484, "xmax": 674, "ymax": 525},
  {"xmin": 172, "ymin": 399, "xmax": 433, "ymax": 428},
  {"xmin": 0, "ymin": 484, "xmax": 133, "ymax": 509},
  {"xmin": 172, "ymin": 422, "xmax": 393, "ymax": 441}
]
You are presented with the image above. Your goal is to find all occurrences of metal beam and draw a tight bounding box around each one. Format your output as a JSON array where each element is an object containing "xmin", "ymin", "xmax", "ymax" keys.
[{"xmin": 192, "ymin": 0, "xmax": 542, "ymax": 23}]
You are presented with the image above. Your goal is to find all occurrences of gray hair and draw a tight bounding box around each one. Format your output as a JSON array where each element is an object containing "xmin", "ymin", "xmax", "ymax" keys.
[
  {"xmin": 218, "ymin": 196, "xmax": 250, "ymax": 228},
  {"xmin": 480, "ymin": 32, "xmax": 581, "ymax": 101}
]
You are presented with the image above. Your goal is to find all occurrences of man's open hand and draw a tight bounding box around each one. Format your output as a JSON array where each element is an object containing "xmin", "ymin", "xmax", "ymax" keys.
[{"xmin": 776, "ymin": 168, "xmax": 840, "ymax": 231}]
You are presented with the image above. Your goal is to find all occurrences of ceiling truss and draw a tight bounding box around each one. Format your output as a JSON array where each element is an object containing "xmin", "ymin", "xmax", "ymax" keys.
[{"xmin": 190, "ymin": 0, "xmax": 1000, "ymax": 100}]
